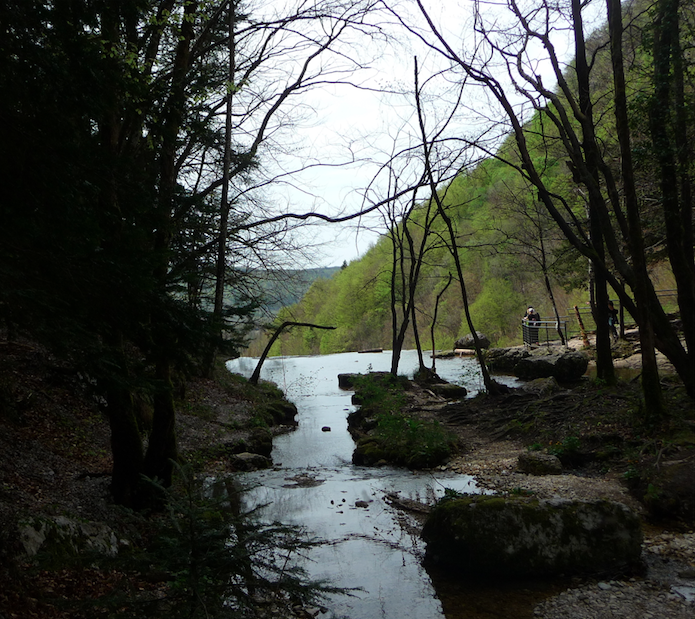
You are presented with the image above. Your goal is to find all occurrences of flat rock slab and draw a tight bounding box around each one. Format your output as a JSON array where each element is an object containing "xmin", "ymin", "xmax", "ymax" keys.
[
  {"xmin": 514, "ymin": 351, "xmax": 589, "ymax": 382},
  {"xmin": 422, "ymin": 495, "xmax": 642, "ymax": 577}
]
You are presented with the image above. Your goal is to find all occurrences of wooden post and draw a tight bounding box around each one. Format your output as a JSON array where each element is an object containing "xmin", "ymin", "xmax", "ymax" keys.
[{"xmin": 574, "ymin": 305, "xmax": 590, "ymax": 348}]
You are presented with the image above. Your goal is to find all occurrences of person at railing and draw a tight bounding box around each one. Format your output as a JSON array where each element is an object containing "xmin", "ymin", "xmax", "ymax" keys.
[
  {"xmin": 608, "ymin": 300, "xmax": 619, "ymax": 342},
  {"xmin": 523, "ymin": 306, "xmax": 540, "ymax": 345}
]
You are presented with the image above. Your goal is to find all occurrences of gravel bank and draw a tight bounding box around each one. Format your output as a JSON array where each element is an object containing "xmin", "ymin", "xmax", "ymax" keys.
[{"xmin": 442, "ymin": 446, "xmax": 695, "ymax": 618}]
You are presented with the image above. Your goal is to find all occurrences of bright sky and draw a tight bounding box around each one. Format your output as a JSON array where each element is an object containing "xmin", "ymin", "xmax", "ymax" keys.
[{"xmin": 259, "ymin": 0, "xmax": 605, "ymax": 268}]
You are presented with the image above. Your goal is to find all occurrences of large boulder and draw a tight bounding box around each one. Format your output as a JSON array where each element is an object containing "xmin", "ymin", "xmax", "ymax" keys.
[
  {"xmin": 224, "ymin": 427, "xmax": 273, "ymax": 457},
  {"xmin": 20, "ymin": 516, "xmax": 119, "ymax": 559},
  {"xmin": 519, "ymin": 376, "xmax": 561, "ymax": 396},
  {"xmin": 454, "ymin": 331, "xmax": 491, "ymax": 350},
  {"xmin": 484, "ymin": 347, "xmax": 531, "ymax": 371},
  {"xmin": 631, "ymin": 456, "xmax": 695, "ymax": 526},
  {"xmin": 514, "ymin": 351, "xmax": 589, "ymax": 382},
  {"xmin": 422, "ymin": 495, "xmax": 642, "ymax": 577}
]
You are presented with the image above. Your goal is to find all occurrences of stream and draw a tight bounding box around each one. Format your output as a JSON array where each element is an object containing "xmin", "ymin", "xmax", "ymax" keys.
[{"xmin": 226, "ymin": 350, "xmax": 520, "ymax": 619}]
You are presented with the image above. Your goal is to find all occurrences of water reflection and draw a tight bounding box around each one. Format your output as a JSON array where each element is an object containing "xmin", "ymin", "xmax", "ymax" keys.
[{"xmin": 227, "ymin": 351, "xmax": 516, "ymax": 619}]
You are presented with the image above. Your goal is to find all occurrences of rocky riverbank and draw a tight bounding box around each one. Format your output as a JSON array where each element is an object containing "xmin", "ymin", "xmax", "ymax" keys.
[
  {"xmin": 441, "ymin": 440, "xmax": 695, "ymax": 618},
  {"xmin": 2, "ymin": 332, "xmax": 693, "ymax": 619},
  {"xmin": 396, "ymin": 336, "xmax": 695, "ymax": 618}
]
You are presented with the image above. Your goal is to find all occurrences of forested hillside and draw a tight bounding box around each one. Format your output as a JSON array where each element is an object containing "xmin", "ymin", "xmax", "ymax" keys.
[
  {"xmin": 258, "ymin": 0, "xmax": 691, "ymax": 379},
  {"xmin": 259, "ymin": 153, "xmax": 590, "ymax": 356},
  {"xmin": 251, "ymin": 267, "xmax": 342, "ymax": 314}
]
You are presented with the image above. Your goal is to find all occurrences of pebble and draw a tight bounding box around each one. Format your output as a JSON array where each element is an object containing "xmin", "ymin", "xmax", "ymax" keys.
[{"xmin": 534, "ymin": 580, "xmax": 694, "ymax": 618}]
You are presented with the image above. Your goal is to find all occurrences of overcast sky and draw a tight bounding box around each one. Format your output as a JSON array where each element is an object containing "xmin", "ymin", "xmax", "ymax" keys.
[{"xmin": 259, "ymin": 0, "xmax": 604, "ymax": 268}]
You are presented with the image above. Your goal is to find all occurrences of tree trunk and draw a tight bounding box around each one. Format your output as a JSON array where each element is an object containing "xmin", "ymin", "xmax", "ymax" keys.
[
  {"xmin": 648, "ymin": 0, "xmax": 695, "ymax": 377},
  {"xmin": 389, "ymin": 226, "xmax": 405, "ymax": 376},
  {"xmin": 106, "ymin": 388, "xmax": 144, "ymax": 508},
  {"xmin": 413, "ymin": 56, "xmax": 500, "ymax": 394},
  {"xmin": 607, "ymin": 0, "xmax": 663, "ymax": 415},
  {"xmin": 143, "ymin": 357, "xmax": 178, "ymax": 488},
  {"xmin": 411, "ymin": 300, "xmax": 425, "ymax": 372},
  {"xmin": 572, "ymin": 0, "xmax": 615, "ymax": 385},
  {"xmin": 146, "ymin": 1, "xmax": 198, "ymax": 486},
  {"xmin": 431, "ymin": 273, "xmax": 453, "ymax": 372},
  {"xmin": 204, "ymin": 0, "xmax": 237, "ymax": 378},
  {"xmin": 102, "ymin": 337, "xmax": 145, "ymax": 507}
]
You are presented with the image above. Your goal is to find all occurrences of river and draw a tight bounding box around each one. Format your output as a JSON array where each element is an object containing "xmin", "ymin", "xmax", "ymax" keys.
[{"xmin": 226, "ymin": 350, "xmax": 519, "ymax": 619}]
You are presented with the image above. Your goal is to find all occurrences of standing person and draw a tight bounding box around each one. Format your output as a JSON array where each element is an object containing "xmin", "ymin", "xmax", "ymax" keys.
[
  {"xmin": 608, "ymin": 300, "xmax": 619, "ymax": 342},
  {"xmin": 523, "ymin": 306, "xmax": 540, "ymax": 345}
]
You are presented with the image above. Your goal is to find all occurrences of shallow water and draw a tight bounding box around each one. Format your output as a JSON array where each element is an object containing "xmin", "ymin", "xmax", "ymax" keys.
[{"xmin": 227, "ymin": 350, "xmax": 519, "ymax": 618}]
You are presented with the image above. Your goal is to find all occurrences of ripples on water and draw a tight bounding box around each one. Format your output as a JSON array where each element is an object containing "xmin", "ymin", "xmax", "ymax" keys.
[{"xmin": 227, "ymin": 350, "xmax": 521, "ymax": 619}]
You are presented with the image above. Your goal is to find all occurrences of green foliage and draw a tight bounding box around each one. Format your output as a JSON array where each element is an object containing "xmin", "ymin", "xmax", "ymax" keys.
[
  {"xmin": 351, "ymin": 373, "xmax": 458, "ymax": 468},
  {"xmin": 468, "ymin": 279, "xmax": 526, "ymax": 343},
  {"xmin": 372, "ymin": 412, "xmax": 457, "ymax": 469},
  {"xmin": 351, "ymin": 372, "xmax": 409, "ymax": 414},
  {"xmin": 548, "ymin": 436, "xmax": 581, "ymax": 458},
  {"xmin": 438, "ymin": 487, "xmax": 467, "ymax": 504}
]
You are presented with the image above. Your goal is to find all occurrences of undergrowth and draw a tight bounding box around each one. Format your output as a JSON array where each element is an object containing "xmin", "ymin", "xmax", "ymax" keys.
[
  {"xmin": 351, "ymin": 373, "xmax": 458, "ymax": 468},
  {"xmin": 35, "ymin": 465, "xmax": 346, "ymax": 618}
]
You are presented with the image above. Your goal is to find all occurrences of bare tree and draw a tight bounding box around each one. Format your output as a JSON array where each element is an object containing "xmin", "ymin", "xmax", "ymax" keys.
[
  {"xmin": 413, "ymin": 56, "xmax": 503, "ymax": 394},
  {"xmin": 386, "ymin": 0, "xmax": 694, "ymax": 409}
]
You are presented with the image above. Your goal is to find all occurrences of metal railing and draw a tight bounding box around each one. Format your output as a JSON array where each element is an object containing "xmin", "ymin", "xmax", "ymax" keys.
[
  {"xmin": 519, "ymin": 290, "xmax": 678, "ymax": 346},
  {"xmin": 522, "ymin": 320, "xmax": 568, "ymax": 346}
]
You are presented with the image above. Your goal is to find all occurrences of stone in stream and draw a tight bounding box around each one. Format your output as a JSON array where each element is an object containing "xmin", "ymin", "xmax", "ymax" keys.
[
  {"xmin": 227, "ymin": 452, "xmax": 271, "ymax": 472},
  {"xmin": 421, "ymin": 495, "xmax": 643, "ymax": 577}
]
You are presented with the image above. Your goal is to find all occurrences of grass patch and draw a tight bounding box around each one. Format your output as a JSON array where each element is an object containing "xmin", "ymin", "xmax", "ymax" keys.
[{"xmin": 351, "ymin": 373, "xmax": 458, "ymax": 468}]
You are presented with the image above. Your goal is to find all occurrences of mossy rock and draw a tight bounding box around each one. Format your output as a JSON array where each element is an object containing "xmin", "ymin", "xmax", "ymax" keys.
[
  {"xmin": 260, "ymin": 400, "xmax": 298, "ymax": 426},
  {"xmin": 352, "ymin": 438, "xmax": 387, "ymax": 466},
  {"xmin": 19, "ymin": 516, "xmax": 119, "ymax": 563},
  {"xmin": 517, "ymin": 451, "xmax": 562, "ymax": 475},
  {"xmin": 337, "ymin": 373, "xmax": 360, "ymax": 389},
  {"xmin": 224, "ymin": 427, "xmax": 273, "ymax": 457},
  {"xmin": 422, "ymin": 495, "xmax": 642, "ymax": 577},
  {"xmin": 228, "ymin": 452, "xmax": 271, "ymax": 472},
  {"xmin": 428, "ymin": 382, "xmax": 468, "ymax": 399}
]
